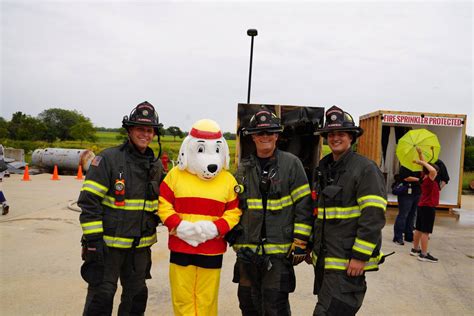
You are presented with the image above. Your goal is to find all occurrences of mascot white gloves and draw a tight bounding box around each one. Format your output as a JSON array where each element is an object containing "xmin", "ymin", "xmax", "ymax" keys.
[{"xmin": 176, "ymin": 220, "xmax": 218, "ymax": 247}]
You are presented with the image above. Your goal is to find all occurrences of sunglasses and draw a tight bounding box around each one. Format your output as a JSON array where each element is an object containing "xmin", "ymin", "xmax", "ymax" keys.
[{"xmin": 255, "ymin": 131, "xmax": 276, "ymax": 136}]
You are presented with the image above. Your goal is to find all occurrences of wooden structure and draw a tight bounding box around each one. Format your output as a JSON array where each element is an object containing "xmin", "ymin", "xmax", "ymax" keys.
[
  {"xmin": 235, "ymin": 103, "xmax": 325, "ymax": 182},
  {"xmin": 358, "ymin": 110, "xmax": 467, "ymax": 211}
]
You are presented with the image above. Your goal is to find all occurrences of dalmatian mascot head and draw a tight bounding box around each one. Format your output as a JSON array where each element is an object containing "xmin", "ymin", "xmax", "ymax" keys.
[{"xmin": 178, "ymin": 119, "xmax": 230, "ymax": 180}]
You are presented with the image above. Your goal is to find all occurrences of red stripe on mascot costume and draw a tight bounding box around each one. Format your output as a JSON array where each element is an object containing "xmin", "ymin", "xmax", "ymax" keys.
[{"xmin": 158, "ymin": 119, "xmax": 241, "ymax": 316}]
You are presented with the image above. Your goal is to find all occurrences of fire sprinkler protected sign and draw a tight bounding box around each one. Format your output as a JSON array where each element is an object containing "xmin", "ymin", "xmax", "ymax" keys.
[{"xmin": 382, "ymin": 114, "xmax": 464, "ymax": 127}]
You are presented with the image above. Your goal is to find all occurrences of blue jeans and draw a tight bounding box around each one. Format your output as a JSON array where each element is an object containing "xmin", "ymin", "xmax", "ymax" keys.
[{"xmin": 394, "ymin": 194, "xmax": 420, "ymax": 242}]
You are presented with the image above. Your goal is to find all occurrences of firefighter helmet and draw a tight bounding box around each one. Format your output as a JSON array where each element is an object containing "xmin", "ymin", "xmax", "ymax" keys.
[
  {"xmin": 316, "ymin": 105, "xmax": 364, "ymax": 140},
  {"xmin": 122, "ymin": 101, "xmax": 161, "ymax": 135},
  {"xmin": 241, "ymin": 106, "xmax": 283, "ymax": 136}
]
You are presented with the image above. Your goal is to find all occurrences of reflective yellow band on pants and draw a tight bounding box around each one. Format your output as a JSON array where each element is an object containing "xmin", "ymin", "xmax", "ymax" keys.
[{"xmin": 103, "ymin": 233, "xmax": 157, "ymax": 248}]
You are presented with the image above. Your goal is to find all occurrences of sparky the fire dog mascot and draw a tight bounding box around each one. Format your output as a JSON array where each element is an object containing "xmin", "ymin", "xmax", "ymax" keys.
[{"xmin": 158, "ymin": 119, "xmax": 242, "ymax": 316}]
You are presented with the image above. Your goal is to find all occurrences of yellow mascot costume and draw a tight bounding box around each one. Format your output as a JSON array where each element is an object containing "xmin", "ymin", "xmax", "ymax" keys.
[{"xmin": 158, "ymin": 119, "xmax": 242, "ymax": 316}]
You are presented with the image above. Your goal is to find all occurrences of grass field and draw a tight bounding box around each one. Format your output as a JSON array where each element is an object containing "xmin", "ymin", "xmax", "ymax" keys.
[
  {"xmin": 12, "ymin": 131, "xmax": 473, "ymax": 190},
  {"xmin": 463, "ymin": 171, "xmax": 474, "ymax": 191}
]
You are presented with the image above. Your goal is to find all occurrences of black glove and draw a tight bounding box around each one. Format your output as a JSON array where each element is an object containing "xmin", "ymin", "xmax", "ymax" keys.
[
  {"xmin": 287, "ymin": 238, "xmax": 307, "ymax": 266},
  {"xmin": 81, "ymin": 238, "xmax": 107, "ymax": 286}
]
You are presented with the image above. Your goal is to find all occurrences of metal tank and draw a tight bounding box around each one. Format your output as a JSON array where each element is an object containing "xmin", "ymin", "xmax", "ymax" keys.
[{"xmin": 32, "ymin": 148, "xmax": 95, "ymax": 172}]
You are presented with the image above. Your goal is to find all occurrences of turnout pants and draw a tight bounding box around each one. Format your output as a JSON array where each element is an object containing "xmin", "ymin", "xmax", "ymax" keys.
[
  {"xmin": 169, "ymin": 263, "xmax": 221, "ymax": 316},
  {"xmin": 83, "ymin": 247, "xmax": 151, "ymax": 316},
  {"xmin": 233, "ymin": 255, "xmax": 295, "ymax": 316},
  {"xmin": 313, "ymin": 271, "xmax": 366, "ymax": 316}
]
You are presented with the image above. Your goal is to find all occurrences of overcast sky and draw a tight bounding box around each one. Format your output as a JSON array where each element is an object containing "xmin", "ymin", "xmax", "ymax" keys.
[{"xmin": 1, "ymin": 0, "xmax": 472, "ymax": 135}]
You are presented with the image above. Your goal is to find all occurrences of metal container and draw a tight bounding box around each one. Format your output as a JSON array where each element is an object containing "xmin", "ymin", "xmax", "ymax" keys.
[{"xmin": 32, "ymin": 148, "xmax": 95, "ymax": 172}]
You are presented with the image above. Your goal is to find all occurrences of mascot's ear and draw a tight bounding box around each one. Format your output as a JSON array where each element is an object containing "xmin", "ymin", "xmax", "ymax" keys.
[
  {"xmin": 178, "ymin": 136, "xmax": 191, "ymax": 170},
  {"xmin": 222, "ymin": 138, "xmax": 230, "ymax": 170}
]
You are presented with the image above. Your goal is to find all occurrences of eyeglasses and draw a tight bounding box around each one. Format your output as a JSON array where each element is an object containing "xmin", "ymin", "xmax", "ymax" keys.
[{"xmin": 255, "ymin": 131, "xmax": 276, "ymax": 136}]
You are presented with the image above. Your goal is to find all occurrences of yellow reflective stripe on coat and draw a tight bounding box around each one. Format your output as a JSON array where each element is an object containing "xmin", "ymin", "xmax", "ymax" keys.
[
  {"xmin": 294, "ymin": 223, "xmax": 312, "ymax": 237},
  {"xmin": 81, "ymin": 221, "xmax": 104, "ymax": 235},
  {"xmin": 291, "ymin": 184, "xmax": 311, "ymax": 202},
  {"xmin": 102, "ymin": 195, "xmax": 158, "ymax": 212},
  {"xmin": 248, "ymin": 195, "xmax": 306, "ymax": 212},
  {"xmin": 357, "ymin": 195, "xmax": 387, "ymax": 211},
  {"xmin": 233, "ymin": 243, "xmax": 292, "ymax": 255},
  {"xmin": 247, "ymin": 199, "xmax": 263, "ymax": 209},
  {"xmin": 267, "ymin": 195, "xmax": 293, "ymax": 210},
  {"xmin": 311, "ymin": 253, "xmax": 381, "ymax": 271},
  {"xmin": 103, "ymin": 233, "xmax": 157, "ymax": 248},
  {"xmin": 81, "ymin": 180, "xmax": 108, "ymax": 198},
  {"xmin": 317, "ymin": 206, "xmax": 361, "ymax": 219},
  {"xmin": 352, "ymin": 237, "xmax": 376, "ymax": 256}
]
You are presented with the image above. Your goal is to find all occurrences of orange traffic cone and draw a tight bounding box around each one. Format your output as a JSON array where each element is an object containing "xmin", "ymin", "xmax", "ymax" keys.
[
  {"xmin": 51, "ymin": 165, "xmax": 60, "ymax": 180},
  {"xmin": 22, "ymin": 165, "xmax": 31, "ymax": 181},
  {"xmin": 76, "ymin": 165, "xmax": 84, "ymax": 180}
]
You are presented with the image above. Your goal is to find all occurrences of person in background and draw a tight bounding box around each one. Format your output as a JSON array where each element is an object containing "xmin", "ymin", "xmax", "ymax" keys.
[
  {"xmin": 410, "ymin": 147, "xmax": 440, "ymax": 262},
  {"xmin": 435, "ymin": 159, "xmax": 449, "ymax": 190},
  {"xmin": 78, "ymin": 101, "xmax": 163, "ymax": 315},
  {"xmin": 393, "ymin": 165, "xmax": 421, "ymax": 245},
  {"xmin": 0, "ymin": 144, "xmax": 9, "ymax": 215},
  {"xmin": 311, "ymin": 105, "xmax": 387, "ymax": 315},
  {"xmin": 231, "ymin": 106, "xmax": 313, "ymax": 315}
]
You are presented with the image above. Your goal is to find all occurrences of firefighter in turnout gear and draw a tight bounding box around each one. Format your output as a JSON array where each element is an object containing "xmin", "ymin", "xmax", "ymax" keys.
[
  {"xmin": 311, "ymin": 105, "xmax": 387, "ymax": 315},
  {"xmin": 232, "ymin": 106, "xmax": 313, "ymax": 315},
  {"xmin": 78, "ymin": 101, "xmax": 163, "ymax": 315}
]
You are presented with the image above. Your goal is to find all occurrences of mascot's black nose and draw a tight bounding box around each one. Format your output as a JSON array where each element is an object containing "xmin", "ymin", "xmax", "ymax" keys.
[{"xmin": 207, "ymin": 164, "xmax": 218, "ymax": 173}]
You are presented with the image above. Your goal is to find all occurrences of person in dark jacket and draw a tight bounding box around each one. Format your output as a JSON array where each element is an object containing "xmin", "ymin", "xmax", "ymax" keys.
[
  {"xmin": 393, "ymin": 165, "xmax": 421, "ymax": 245},
  {"xmin": 78, "ymin": 101, "xmax": 163, "ymax": 315},
  {"xmin": 434, "ymin": 159, "xmax": 449, "ymax": 190},
  {"xmin": 311, "ymin": 105, "xmax": 387, "ymax": 315},
  {"xmin": 232, "ymin": 106, "xmax": 313, "ymax": 315}
]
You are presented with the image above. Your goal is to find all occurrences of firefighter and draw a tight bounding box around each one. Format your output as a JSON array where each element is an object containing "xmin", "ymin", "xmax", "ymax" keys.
[
  {"xmin": 311, "ymin": 105, "xmax": 387, "ymax": 315},
  {"xmin": 78, "ymin": 101, "xmax": 163, "ymax": 315},
  {"xmin": 231, "ymin": 106, "xmax": 313, "ymax": 315}
]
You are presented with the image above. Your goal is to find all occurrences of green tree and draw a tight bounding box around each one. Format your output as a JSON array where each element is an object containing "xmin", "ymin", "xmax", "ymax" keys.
[
  {"xmin": 70, "ymin": 121, "xmax": 97, "ymax": 144},
  {"xmin": 167, "ymin": 126, "xmax": 184, "ymax": 141},
  {"xmin": 0, "ymin": 117, "xmax": 8, "ymax": 139},
  {"xmin": 466, "ymin": 135, "xmax": 474, "ymax": 146},
  {"xmin": 116, "ymin": 127, "xmax": 128, "ymax": 141},
  {"xmin": 464, "ymin": 146, "xmax": 474, "ymax": 171},
  {"xmin": 223, "ymin": 132, "xmax": 236, "ymax": 140},
  {"xmin": 7, "ymin": 112, "xmax": 48, "ymax": 141},
  {"xmin": 38, "ymin": 108, "xmax": 92, "ymax": 141}
]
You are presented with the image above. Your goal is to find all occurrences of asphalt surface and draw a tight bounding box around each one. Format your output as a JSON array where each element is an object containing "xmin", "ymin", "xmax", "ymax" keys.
[{"xmin": 0, "ymin": 173, "xmax": 473, "ymax": 315}]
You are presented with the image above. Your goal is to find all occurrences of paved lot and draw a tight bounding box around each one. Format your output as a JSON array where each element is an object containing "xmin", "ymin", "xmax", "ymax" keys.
[{"xmin": 1, "ymin": 173, "xmax": 473, "ymax": 315}]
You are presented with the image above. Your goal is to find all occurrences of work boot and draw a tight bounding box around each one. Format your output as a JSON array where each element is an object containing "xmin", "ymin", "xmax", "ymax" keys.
[{"xmin": 2, "ymin": 205, "xmax": 9, "ymax": 215}]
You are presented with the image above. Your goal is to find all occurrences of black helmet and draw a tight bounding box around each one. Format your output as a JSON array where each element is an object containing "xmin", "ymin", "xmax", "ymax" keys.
[
  {"xmin": 241, "ymin": 106, "xmax": 283, "ymax": 136},
  {"xmin": 316, "ymin": 105, "xmax": 364, "ymax": 141},
  {"xmin": 122, "ymin": 101, "xmax": 160, "ymax": 135}
]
